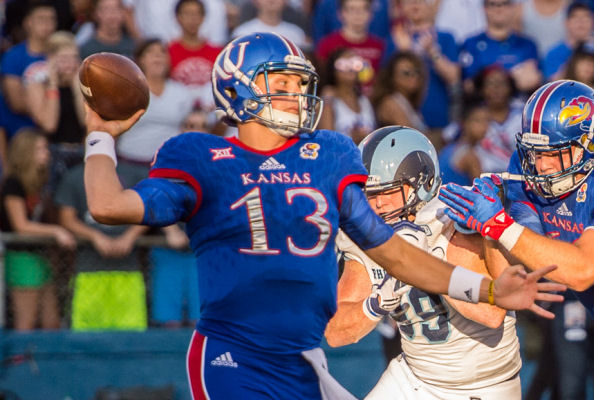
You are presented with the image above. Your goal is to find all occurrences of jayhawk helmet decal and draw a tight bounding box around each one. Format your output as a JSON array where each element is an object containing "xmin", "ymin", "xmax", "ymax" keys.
[
  {"xmin": 517, "ymin": 80, "xmax": 594, "ymax": 198},
  {"xmin": 211, "ymin": 32, "xmax": 323, "ymax": 138},
  {"xmin": 358, "ymin": 126, "xmax": 441, "ymax": 222}
]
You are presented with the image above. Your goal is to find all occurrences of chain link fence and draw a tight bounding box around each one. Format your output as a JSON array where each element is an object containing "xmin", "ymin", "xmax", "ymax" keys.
[{"xmin": 1, "ymin": 233, "xmax": 199, "ymax": 331}]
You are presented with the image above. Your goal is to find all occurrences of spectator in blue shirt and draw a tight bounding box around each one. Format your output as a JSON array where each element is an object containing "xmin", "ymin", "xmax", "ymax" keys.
[
  {"xmin": 311, "ymin": 0, "xmax": 391, "ymax": 45},
  {"xmin": 0, "ymin": 1, "xmax": 57, "ymax": 138},
  {"xmin": 460, "ymin": 0, "xmax": 542, "ymax": 95},
  {"xmin": 542, "ymin": 1, "xmax": 593, "ymax": 81},
  {"xmin": 386, "ymin": 0, "xmax": 460, "ymax": 147}
]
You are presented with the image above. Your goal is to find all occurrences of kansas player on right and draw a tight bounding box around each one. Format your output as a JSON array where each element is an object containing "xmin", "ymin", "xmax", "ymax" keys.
[{"xmin": 440, "ymin": 80, "xmax": 594, "ymax": 314}]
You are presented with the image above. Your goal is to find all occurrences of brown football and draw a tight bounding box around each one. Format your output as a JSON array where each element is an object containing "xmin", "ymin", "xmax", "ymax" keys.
[{"xmin": 78, "ymin": 52, "xmax": 149, "ymax": 121}]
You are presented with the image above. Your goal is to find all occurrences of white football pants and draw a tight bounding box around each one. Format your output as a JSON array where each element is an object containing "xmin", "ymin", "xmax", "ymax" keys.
[{"xmin": 365, "ymin": 353, "xmax": 521, "ymax": 400}]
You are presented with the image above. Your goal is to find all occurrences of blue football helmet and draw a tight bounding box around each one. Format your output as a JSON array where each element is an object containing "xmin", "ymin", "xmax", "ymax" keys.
[
  {"xmin": 211, "ymin": 32, "xmax": 323, "ymax": 137},
  {"xmin": 517, "ymin": 80, "xmax": 594, "ymax": 198},
  {"xmin": 358, "ymin": 126, "xmax": 441, "ymax": 222}
]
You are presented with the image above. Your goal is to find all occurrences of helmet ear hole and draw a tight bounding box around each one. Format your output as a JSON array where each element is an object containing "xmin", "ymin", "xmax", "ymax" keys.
[{"xmin": 225, "ymin": 87, "xmax": 238, "ymax": 100}]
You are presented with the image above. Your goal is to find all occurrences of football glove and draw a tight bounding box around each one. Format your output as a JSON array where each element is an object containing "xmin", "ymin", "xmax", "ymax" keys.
[
  {"xmin": 438, "ymin": 176, "xmax": 524, "ymax": 250},
  {"xmin": 363, "ymin": 274, "xmax": 406, "ymax": 321}
]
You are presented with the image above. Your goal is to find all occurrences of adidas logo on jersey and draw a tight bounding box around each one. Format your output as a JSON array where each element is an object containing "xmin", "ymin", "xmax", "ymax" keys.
[
  {"xmin": 210, "ymin": 352, "xmax": 238, "ymax": 368},
  {"xmin": 259, "ymin": 157, "xmax": 286, "ymax": 170},
  {"xmin": 556, "ymin": 203, "xmax": 573, "ymax": 217}
]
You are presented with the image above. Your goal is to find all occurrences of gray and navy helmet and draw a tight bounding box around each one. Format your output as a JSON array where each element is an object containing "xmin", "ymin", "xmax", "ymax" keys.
[{"xmin": 358, "ymin": 126, "xmax": 441, "ymax": 221}]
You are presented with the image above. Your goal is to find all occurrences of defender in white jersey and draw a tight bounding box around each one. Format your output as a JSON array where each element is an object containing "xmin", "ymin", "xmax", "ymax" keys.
[{"xmin": 325, "ymin": 126, "xmax": 522, "ymax": 399}]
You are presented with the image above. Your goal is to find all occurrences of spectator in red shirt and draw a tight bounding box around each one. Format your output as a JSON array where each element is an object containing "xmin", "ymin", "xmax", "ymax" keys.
[
  {"xmin": 315, "ymin": 0, "xmax": 387, "ymax": 91},
  {"xmin": 168, "ymin": 0, "xmax": 222, "ymax": 106}
]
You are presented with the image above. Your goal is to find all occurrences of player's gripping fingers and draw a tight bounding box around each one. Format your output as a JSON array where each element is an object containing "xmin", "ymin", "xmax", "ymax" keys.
[
  {"xmin": 443, "ymin": 208, "xmax": 467, "ymax": 226},
  {"xmin": 84, "ymin": 104, "xmax": 145, "ymax": 138},
  {"xmin": 438, "ymin": 191, "xmax": 469, "ymax": 215},
  {"xmin": 474, "ymin": 177, "xmax": 499, "ymax": 198},
  {"xmin": 439, "ymin": 184, "xmax": 479, "ymax": 209},
  {"xmin": 529, "ymin": 303, "xmax": 556, "ymax": 319},
  {"xmin": 489, "ymin": 173, "xmax": 503, "ymax": 186},
  {"xmin": 438, "ymin": 187, "xmax": 474, "ymax": 215}
]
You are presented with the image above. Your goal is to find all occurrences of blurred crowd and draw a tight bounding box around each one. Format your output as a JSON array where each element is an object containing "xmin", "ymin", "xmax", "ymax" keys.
[{"xmin": 0, "ymin": 0, "xmax": 593, "ymax": 396}]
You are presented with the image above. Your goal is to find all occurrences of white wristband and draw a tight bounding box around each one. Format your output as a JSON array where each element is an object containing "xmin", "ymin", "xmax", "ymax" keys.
[
  {"xmin": 499, "ymin": 222, "xmax": 525, "ymax": 252},
  {"xmin": 85, "ymin": 131, "xmax": 117, "ymax": 166},
  {"xmin": 447, "ymin": 266, "xmax": 484, "ymax": 303}
]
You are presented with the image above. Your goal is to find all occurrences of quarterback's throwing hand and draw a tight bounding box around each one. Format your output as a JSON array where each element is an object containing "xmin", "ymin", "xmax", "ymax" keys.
[
  {"xmin": 84, "ymin": 103, "xmax": 145, "ymax": 139},
  {"xmin": 494, "ymin": 264, "xmax": 566, "ymax": 319}
]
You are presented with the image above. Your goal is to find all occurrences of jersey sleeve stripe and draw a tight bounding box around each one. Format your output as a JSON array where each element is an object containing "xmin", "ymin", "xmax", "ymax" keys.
[
  {"xmin": 149, "ymin": 167, "xmax": 203, "ymax": 220},
  {"xmin": 337, "ymin": 174, "xmax": 368, "ymax": 209},
  {"xmin": 518, "ymin": 200, "xmax": 538, "ymax": 215}
]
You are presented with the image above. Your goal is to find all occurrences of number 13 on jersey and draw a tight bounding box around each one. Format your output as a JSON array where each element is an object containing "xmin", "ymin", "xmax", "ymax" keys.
[{"xmin": 231, "ymin": 187, "xmax": 332, "ymax": 256}]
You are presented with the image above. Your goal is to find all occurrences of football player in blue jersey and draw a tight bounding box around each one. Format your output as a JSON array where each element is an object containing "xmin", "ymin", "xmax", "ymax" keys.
[
  {"xmin": 439, "ymin": 79, "xmax": 594, "ymax": 316},
  {"xmin": 81, "ymin": 32, "xmax": 564, "ymax": 399}
]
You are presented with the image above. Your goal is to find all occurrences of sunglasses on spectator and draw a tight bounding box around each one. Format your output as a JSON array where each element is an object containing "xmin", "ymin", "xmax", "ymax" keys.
[
  {"xmin": 334, "ymin": 56, "xmax": 369, "ymax": 73},
  {"xmin": 485, "ymin": 0, "xmax": 512, "ymax": 7},
  {"xmin": 397, "ymin": 69, "xmax": 421, "ymax": 78},
  {"xmin": 401, "ymin": 0, "xmax": 434, "ymax": 5}
]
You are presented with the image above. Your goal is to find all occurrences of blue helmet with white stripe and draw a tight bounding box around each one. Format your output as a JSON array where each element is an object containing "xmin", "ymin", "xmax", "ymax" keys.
[
  {"xmin": 517, "ymin": 80, "xmax": 594, "ymax": 198},
  {"xmin": 358, "ymin": 126, "xmax": 441, "ymax": 221},
  {"xmin": 211, "ymin": 32, "xmax": 323, "ymax": 137}
]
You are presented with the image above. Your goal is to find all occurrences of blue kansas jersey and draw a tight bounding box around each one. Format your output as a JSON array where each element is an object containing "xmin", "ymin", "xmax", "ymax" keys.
[
  {"xmin": 506, "ymin": 151, "xmax": 594, "ymax": 314},
  {"xmin": 146, "ymin": 130, "xmax": 367, "ymax": 354}
]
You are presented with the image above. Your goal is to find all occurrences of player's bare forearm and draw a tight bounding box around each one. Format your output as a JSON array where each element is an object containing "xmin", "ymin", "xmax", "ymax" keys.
[
  {"xmin": 444, "ymin": 234, "xmax": 506, "ymax": 328},
  {"xmin": 3, "ymin": 76, "xmax": 28, "ymax": 114},
  {"xmin": 511, "ymin": 228, "xmax": 594, "ymax": 291},
  {"xmin": 325, "ymin": 301, "xmax": 378, "ymax": 347},
  {"xmin": 59, "ymin": 206, "xmax": 105, "ymax": 241},
  {"xmin": 367, "ymin": 234, "xmax": 501, "ymax": 304},
  {"xmin": 84, "ymin": 156, "xmax": 145, "ymax": 225},
  {"xmin": 366, "ymin": 233, "xmax": 459, "ymax": 295},
  {"xmin": 326, "ymin": 259, "xmax": 378, "ymax": 346}
]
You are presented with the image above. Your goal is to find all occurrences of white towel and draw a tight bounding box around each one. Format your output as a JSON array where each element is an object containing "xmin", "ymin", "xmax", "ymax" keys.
[{"xmin": 301, "ymin": 348, "xmax": 358, "ymax": 400}]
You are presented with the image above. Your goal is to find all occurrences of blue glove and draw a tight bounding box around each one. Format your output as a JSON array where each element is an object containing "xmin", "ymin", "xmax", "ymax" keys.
[{"xmin": 438, "ymin": 177, "xmax": 516, "ymax": 241}]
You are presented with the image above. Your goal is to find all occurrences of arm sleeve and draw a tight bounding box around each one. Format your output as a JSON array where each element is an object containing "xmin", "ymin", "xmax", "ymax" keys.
[
  {"xmin": 460, "ymin": 40, "xmax": 477, "ymax": 80},
  {"xmin": 509, "ymin": 201, "xmax": 544, "ymax": 235},
  {"xmin": 1, "ymin": 49, "xmax": 20, "ymax": 76},
  {"xmin": 339, "ymin": 183, "xmax": 394, "ymax": 250},
  {"xmin": 133, "ymin": 178, "xmax": 198, "ymax": 227},
  {"xmin": 2, "ymin": 177, "xmax": 25, "ymax": 199},
  {"xmin": 440, "ymin": 33, "xmax": 459, "ymax": 62}
]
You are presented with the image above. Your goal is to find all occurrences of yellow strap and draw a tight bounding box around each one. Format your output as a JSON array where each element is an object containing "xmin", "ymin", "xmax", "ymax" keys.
[{"xmin": 488, "ymin": 280, "xmax": 496, "ymax": 306}]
